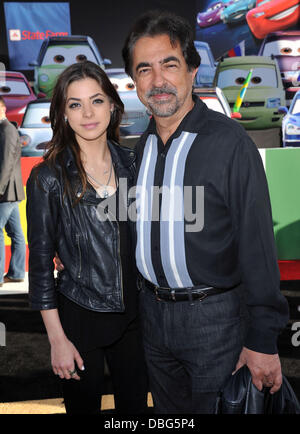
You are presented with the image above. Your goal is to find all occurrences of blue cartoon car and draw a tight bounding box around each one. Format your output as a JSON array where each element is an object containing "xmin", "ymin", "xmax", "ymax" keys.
[
  {"xmin": 106, "ymin": 69, "xmax": 150, "ymax": 137},
  {"xmin": 19, "ymin": 99, "xmax": 52, "ymax": 157},
  {"xmin": 279, "ymin": 90, "xmax": 300, "ymax": 147},
  {"xmin": 193, "ymin": 41, "xmax": 217, "ymax": 88},
  {"xmin": 221, "ymin": 0, "xmax": 256, "ymax": 24}
]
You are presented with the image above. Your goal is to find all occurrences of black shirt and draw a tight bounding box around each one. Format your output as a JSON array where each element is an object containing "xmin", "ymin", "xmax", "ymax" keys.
[{"xmin": 134, "ymin": 96, "xmax": 289, "ymax": 354}]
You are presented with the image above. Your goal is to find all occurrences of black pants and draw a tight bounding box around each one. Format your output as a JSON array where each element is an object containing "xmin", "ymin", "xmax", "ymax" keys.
[
  {"xmin": 61, "ymin": 320, "xmax": 149, "ymax": 415},
  {"xmin": 139, "ymin": 285, "xmax": 247, "ymax": 414}
]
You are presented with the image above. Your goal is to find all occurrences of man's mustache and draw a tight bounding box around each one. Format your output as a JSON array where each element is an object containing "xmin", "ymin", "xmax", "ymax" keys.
[{"xmin": 146, "ymin": 86, "xmax": 177, "ymax": 98}]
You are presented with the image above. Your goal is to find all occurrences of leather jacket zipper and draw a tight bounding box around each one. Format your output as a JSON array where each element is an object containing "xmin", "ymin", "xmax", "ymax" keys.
[{"xmin": 76, "ymin": 234, "xmax": 82, "ymax": 279}]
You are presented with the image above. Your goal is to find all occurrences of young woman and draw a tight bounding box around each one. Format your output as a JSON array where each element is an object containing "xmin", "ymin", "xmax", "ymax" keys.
[{"xmin": 26, "ymin": 61, "xmax": 148, "ymax": 415}]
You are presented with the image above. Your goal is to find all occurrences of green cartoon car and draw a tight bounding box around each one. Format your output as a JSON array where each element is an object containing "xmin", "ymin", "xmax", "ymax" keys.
[
  {"xmin": 213, "ymin": 56, "xmax": 286, "ymax": 129},
  {"xmin": 29, "ymin": 35, "xmax": 111, "ymax": 98}
]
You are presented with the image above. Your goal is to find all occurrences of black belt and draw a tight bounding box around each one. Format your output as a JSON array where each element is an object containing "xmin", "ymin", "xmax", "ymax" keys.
[{"xmin": 143, "ymin": 278, "xmax": 234, "ymax": 302}]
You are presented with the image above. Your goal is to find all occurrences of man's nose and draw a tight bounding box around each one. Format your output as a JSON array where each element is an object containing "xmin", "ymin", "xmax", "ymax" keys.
[{"xmin": 152, "ymin": 68, "xmax": 165, "ymax": 88}]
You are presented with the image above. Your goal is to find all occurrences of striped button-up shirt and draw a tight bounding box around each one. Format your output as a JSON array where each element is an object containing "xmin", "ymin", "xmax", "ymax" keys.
[{"xmin": 134, "ymin": 97, "xmax": 289, "ymax": 354}]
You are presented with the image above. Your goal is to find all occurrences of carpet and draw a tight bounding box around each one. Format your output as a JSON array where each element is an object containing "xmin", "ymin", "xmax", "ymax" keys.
[{"xmin": 0, "ymin": 281, "xmax": 300, "ymax": 412}]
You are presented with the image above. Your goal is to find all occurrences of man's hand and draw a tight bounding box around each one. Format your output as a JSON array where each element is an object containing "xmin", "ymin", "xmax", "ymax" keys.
[{"xmin": 233, "ymin": 347, "xmax": 282, "ymax": 394}]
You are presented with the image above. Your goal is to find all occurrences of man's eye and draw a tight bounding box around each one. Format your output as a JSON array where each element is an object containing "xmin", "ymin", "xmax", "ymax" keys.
[
  {"xmin": 139, "ymin": 68, "xmax": 150, "ymax": 75},
  {"xmin": 166, "ymin": 63, "xmax": 177, "ymax": 69}
]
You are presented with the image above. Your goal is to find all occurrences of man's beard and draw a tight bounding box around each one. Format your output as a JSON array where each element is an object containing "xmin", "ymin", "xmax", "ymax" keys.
[{"xmin": 145, "ymin": 85, "xmax": 180, "ymax": 118}]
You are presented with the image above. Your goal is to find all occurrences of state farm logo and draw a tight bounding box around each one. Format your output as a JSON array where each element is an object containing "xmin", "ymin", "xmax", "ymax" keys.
[
  {"xmin": 8, "ymin": 29, "xmax": 69, "ymax": 41},
  {"xmin": 9, "ymin": 29, "xmax": 21, "ymax": 41}
]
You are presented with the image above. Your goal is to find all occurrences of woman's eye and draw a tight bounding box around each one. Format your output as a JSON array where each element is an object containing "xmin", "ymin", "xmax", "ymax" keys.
[
  {"xmin": 93, "ymin": 98, "xmax": 104, "ymax": 104},
  {"xmin": 69, "ymin": 102, "xmax": 80, "ymax": 109}
]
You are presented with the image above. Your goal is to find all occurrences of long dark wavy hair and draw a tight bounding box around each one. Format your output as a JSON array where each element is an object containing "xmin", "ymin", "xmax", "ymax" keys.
[{"xmin": 43, "ymin": 61, "xmax": 124, "ymax": 203}]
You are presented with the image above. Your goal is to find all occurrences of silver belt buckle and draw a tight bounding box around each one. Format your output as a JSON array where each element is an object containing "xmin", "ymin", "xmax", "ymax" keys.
[{"xmin": 154, "ymin": 286, "xmax": 162, "ymax": 301}]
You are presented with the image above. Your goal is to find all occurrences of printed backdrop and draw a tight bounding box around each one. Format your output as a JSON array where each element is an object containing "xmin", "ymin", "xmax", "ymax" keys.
[{"xmin": 4, "ymin": 2, "xmax": 71, "ymax": 70}]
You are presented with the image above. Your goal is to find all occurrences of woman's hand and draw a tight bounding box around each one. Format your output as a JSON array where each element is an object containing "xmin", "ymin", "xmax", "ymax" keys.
[
  {"xmin": 40, "ymin": 309, "xmax": 84, "ymax": 381},
  {"xmin": 51, "ymin": 336, "xmax": 84, "ymax": 381}
]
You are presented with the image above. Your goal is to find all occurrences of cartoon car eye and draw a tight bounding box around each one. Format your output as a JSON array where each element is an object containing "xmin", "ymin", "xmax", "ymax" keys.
[
  {"xmin": 250, "ymin": 68, "xmax": 276, "ymax": 87},
  {"xmin": 41, "ymin": 116, "xmax": 51, "ymax": 124},
  {"xmin": 251, "ymin": 76, "xmax": 262, "ymax": 84},
  {"xmin": 0, "ymin": 86, "xmax": 11, "ymax": 93},
  {"xmin": 218, "ymin": 69, "xmax": 247, "ymax": 88},
  {"xmin": 262, "ymin": 40, "xmax": 299, "ymax": 57},
  {"xmin": 126, "ymin": 82, "xmax": 135, "ymax": 90},
  {"xmin": 235, "ymin": 77, "xmax": 246, "ymax": 85},
  {"xmin": 280, "ymin": 47, "xmax": 293, "ymax": 55},
  {"xmin": 54, "ymin": 55, "xmax": 65, "ymax": 63},
  {"xmin": 76, "ymin": 54, "xmax": 87, "ymax": 62}
]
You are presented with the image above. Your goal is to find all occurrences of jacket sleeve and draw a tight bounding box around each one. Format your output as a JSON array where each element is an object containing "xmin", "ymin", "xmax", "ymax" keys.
[
  {"xmin": 0, "ymin": 124, "xmax": 19, "ymax": 195},
  {"xmin": 26, "ymin": 167, "xmax": 60, "ymax": 310},
  {"xmin": 227, "ymin": 134, "xmax": 289, "ymax": 354}
]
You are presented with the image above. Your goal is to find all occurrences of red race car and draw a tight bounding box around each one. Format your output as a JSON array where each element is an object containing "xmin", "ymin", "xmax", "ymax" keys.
[
  {"xmin": 246, "ymin": 0, "xmax": 300, "ymax": 40},
  {"xmin": 0, "ymin": 71, "xmax": 37, "ymax": 126}
]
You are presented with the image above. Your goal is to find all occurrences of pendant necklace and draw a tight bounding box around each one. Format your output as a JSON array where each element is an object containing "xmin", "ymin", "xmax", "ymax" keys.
[{"xmin": 86, "ymin": 159, "xmax": 113, "ymax": 199}]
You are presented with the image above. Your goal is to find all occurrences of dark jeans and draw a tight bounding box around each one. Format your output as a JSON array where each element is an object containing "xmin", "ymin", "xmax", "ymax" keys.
[
  {"xmin": 139, "ymin": 284, "xmax": 246, "ymax": 414},
  {"xmin": 61, "ymin": 319, "xmax": 148, "ymax": 415}
]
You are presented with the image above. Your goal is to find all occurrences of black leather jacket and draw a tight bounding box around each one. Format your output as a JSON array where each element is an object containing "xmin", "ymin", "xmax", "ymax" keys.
[
  {"xmin": 26, "ymin": 141, "xmax": 136, "ymax": 312},
  {"xmin": 216, "ymin": 365, "xmax": 300, "ymax": 414}
]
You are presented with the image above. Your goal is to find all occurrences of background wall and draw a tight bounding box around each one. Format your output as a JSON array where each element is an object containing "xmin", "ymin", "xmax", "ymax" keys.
[{"xmin": 0, "ymin": 0, "xmax": 199, "ymax": 77}]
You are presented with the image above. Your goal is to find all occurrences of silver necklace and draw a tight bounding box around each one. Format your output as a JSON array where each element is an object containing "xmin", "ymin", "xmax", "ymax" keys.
[{"xmin": 86, "ymin": 159, "xmax": 113, "ymax": 198}]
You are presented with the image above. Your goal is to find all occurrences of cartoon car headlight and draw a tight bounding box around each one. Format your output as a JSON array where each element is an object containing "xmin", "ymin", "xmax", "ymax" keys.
[
  {"xmin": 20, "ymin": 134, "xmax": 31, "ymax": 147},
  {"xmin": 286, "ymin": 122, "xmax": 300, "ymax": 134},
  {"xmin": 266, "ymin": 97, "xmax": 281, "ymax": 108},
  {"xmin": 40, "ymin": 74, "xmax": 49, "ymax": 83},
  {"xmin": 254, "ymin": 11, "xmax": 265, "ymax": 17}
]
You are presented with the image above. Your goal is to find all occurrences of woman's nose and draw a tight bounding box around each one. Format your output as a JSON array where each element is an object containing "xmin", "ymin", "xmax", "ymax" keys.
[{"xmin": 82, "ymin": 103, "xmax": 93, "ymax": 118}]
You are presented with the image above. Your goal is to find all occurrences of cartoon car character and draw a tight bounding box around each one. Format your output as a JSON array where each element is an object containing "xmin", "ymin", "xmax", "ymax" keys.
[
  {"xmin": 258, "ymin": 31, "xmax": 300, "ymax": 102},
  {"xmin": 0, "ymin": 71, "xmax": 37, "ymax": 126},
  {"xmin": 197, "ymin": 1, "xmax": 226, "ymax": 27},
  {"xmin": 19, "ymin": 99, "xmax": 52, "ymax": 157},
  {"xmin": 106, "ymin": 69, "xmax": 150, "ymax": 137},
  {"xmin": 193, "ymin": 86, "xmax": 242, "ymax": 119},
  {"xmin": 213, "ymin": 55, "xmax": 285, "ymax": 129},
  {"xmin": 220, "ymin": 0, "xmax": 256, "ymax": 24},
  {"xmin": 29, "ymin": 35, "xmax": 111, "ymax": 98},
  {"xmin": 246, "ymin": 0, "xmax": 300, "ymax": 40},
  {"xmin": 278, "ymin": 90, "xmax": 300, "ymax": 146},
  {"xmin": 193, "ymin": 41, "xmax": 217, "ymax": 88}
]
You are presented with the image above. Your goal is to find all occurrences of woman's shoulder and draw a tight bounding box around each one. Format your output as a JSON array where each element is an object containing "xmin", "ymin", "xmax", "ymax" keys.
[
  {"xmin": 27, "ymin": 159, "xmax": 61, "ymax": 190},
  {"xmin": 108, "ymin": 140, "xmax": 136, "ymax": 167}
]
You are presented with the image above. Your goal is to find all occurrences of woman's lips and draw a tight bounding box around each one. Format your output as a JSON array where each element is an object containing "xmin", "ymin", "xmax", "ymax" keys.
[{"xmin": 81, "ymin": 122, "xmax": 99, "ymax": 130}]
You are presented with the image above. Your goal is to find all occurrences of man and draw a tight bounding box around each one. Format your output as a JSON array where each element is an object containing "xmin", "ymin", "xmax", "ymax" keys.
[
  {"xmin": 0, "ymin": 96, "xmax": 26, "ymax": 287},
  {"xmin": 122, "ymin": 11, "xmax": 289, "ymax": 413}
]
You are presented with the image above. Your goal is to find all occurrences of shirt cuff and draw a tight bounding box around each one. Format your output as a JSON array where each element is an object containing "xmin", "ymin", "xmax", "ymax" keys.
[{"xmin": 244, "ymin": 326, "xmax": 279, "ymax": 354}]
